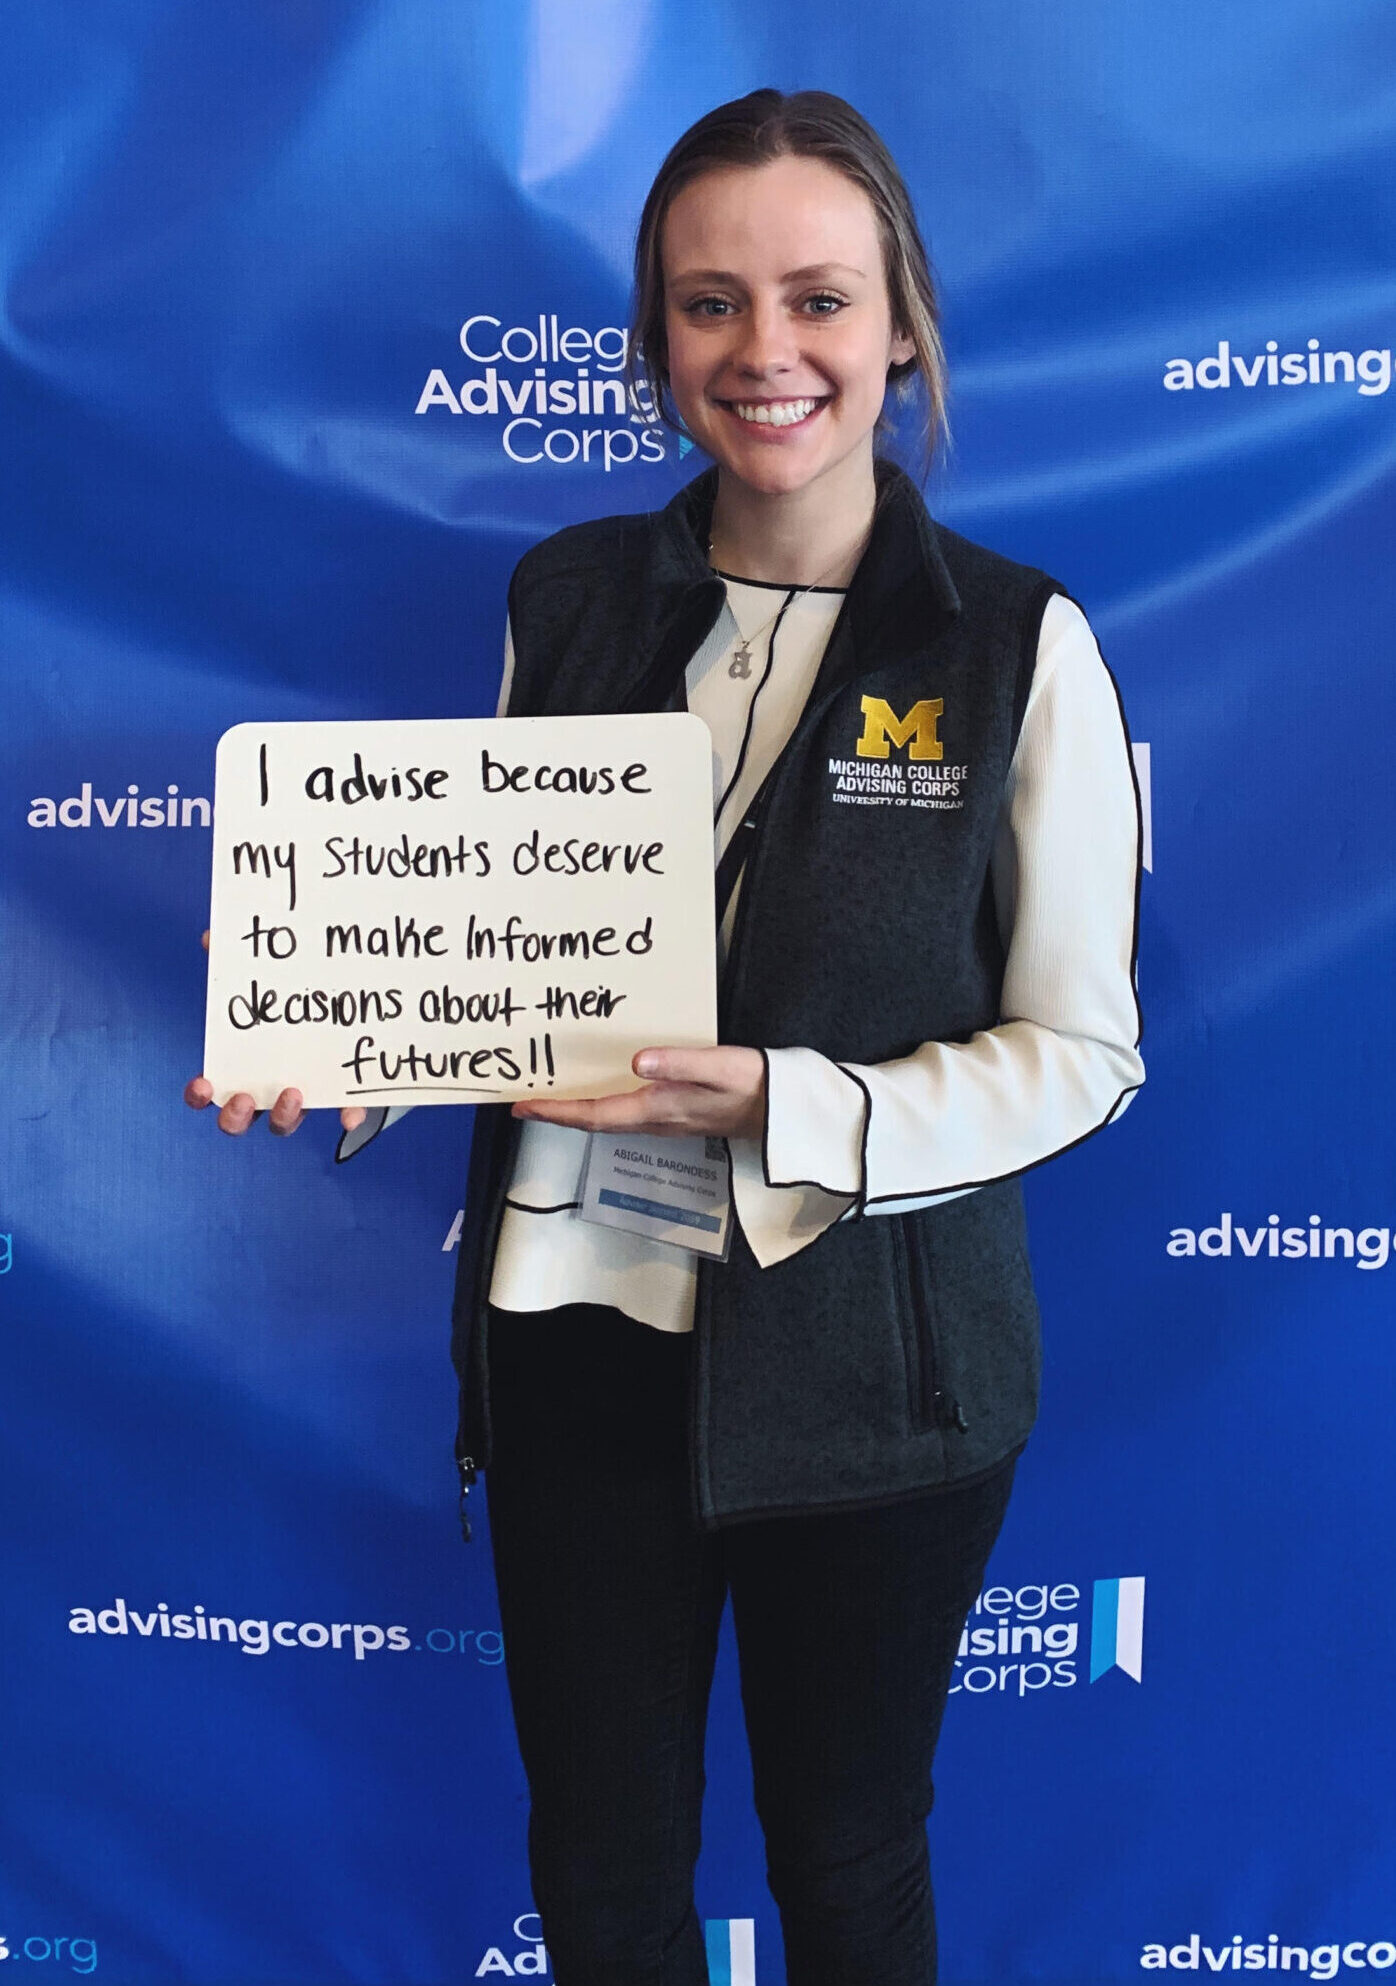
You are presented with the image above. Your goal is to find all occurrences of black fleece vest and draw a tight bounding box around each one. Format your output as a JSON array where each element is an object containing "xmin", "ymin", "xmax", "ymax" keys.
[{"xmin": 452, "ymin": 461, "xmax": 1062, "ymax": 1526}]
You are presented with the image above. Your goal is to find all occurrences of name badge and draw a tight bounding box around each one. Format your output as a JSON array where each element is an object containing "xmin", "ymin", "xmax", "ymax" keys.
[{"xmin": 578, "ymin": 1132, "xmax": 732, "ymax": 1260}]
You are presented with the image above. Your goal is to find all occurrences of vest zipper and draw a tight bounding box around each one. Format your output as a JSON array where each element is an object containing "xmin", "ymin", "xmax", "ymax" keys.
[
  {"xmin": 897, "ymin": 1219, "xmax": 968, "ymax": 1434},
  {"xmin": 456, "ymin": 1111, "xmax": 523, "ymax": 1510},
  {"xmin": 715, "ymin": 641, "xmax": 860, "ymax": 1032}
]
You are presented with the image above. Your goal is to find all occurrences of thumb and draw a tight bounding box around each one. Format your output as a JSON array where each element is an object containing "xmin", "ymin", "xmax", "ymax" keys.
[{"xmin": 633, "ymin": 1046, "xmax": 724, "ymax": 1087}]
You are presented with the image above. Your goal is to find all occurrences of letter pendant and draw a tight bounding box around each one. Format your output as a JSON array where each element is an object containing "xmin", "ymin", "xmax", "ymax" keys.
[{"xmin": 728, "ymin": 640, "xmax": 753, "ymax": 680}]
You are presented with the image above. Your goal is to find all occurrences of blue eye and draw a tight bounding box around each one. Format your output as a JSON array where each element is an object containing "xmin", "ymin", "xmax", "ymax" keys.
[
  {"xmin": 685, "ymin": 296, "xmax": 734, "ymax": 317},
  {"xmin": 804, "ymin": 293, "xmax": 846, "ymax": 316}
]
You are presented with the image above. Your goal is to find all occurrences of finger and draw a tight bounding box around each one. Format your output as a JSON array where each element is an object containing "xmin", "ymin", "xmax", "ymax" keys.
[
  {"xmin": 635, "ymin": 1046, "xmax": 768, "ymax": 1093},
  {"xmin": 340, "ymin": 1106, "xmax": 367, "ymax": 1132},
  {"xmin": 201, "ymin": 929, "xmax": 210, "ymax": 952},
  {"xmin": 184, "ymin": 1076, "xmax": 215, "ymax": 1110},
  {"xmin": 267, "ymin": 1088, "xmax": 305, "ymax": 1136},
  {"xmin": 217, "ymin": 1092, "xmax": 259, "ymax": 1135},
  {"xmin": 633, "ymin": 1047, "xmax": 731, "ymax": 1086}
]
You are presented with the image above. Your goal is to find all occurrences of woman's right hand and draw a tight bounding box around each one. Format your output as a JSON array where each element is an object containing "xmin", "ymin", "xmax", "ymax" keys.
[
  {"xmin": 186, "ymin": 930, "xmax": 366, "ymax": 1138},
  {"xmin": 183, "ymin": 1075, "xmax": 370, "ymax": 1137}
]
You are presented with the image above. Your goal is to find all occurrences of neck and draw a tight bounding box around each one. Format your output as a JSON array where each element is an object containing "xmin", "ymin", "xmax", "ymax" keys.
[{"xmin": 708, "ymin": 453, "xmax": 878, "ymax": 589}]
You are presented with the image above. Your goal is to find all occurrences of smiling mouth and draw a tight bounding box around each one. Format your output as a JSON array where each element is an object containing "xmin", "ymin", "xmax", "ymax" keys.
[{"xmin": 721, "ymin": 396, "xmax": 828, "ymax": 429}]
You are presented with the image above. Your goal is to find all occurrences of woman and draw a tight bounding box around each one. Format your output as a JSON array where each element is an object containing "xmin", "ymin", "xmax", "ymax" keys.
[{"xmin": 190, "ymin": 89, "xmax": 1144, "ymax": 1986}]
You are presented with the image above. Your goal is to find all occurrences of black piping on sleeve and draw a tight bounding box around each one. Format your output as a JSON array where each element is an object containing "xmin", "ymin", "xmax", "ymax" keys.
[
  {"xmin": 841, "ymin": 1065, "xmax": 874, "ymax": 1220},
  {"xmin": 758, "ymin": 1050, "xmax": 870, "ymax": 1205},
  {"xmin": 1081, "ymin": 603, "xmax": 1146, "ymax": 1060}
]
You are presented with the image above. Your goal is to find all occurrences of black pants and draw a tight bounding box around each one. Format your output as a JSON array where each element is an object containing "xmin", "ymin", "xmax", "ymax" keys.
[{"xmin": 485, "ymin": 1304, "xmax": 1016, "ymax": 1986}]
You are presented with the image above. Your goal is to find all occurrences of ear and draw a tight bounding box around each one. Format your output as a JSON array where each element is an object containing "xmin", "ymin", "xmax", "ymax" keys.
[{"xmin": 889, "ymin": 326, "xmax": 916, "ymax": 368}]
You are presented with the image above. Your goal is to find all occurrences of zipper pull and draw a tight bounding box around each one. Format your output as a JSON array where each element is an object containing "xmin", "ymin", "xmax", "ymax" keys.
[
  {"xmin": 934, "ymin": 1391, "xmax": 969, "ymax": 1433},
  {"xmin": 457, "ymin": 1454, "xmax": 478, "ymax": 1543}
]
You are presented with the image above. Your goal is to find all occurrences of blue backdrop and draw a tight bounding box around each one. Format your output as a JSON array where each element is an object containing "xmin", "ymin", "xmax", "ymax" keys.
[{"xmin": 5, "ymin": 3, "xmax": 1395, "ymax": 1981}]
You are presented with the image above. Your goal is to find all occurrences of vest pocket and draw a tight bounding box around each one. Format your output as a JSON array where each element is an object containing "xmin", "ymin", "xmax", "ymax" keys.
[
  {"xmin": 891, "ymin": 1217, "xmax": 946, "ymax": 1434},
  {"xmin": 897, "ymin": 1215, "xmax": 937, "ymax": 1437}
]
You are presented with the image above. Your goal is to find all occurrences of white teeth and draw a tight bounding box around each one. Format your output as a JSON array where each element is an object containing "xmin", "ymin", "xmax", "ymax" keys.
[{"xmin": 730, "ymin": 398, "xmax": 819, "ymax": 428}]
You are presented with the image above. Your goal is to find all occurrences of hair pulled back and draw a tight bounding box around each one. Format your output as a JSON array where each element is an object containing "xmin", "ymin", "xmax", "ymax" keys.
[{"xmin": 629, "ymin": 89, "xmax": 948, "ymax": 462}]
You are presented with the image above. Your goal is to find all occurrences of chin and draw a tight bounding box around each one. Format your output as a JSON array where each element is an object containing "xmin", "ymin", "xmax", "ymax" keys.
[
  {"xmin": 717, "ymin": 451, "xmax": 808, "ymax": 489},
  {"xmin": 705, "ymin": 436, "xmax": 834, "ymax": 496},
  {"xmin": 740, "ymin": 454, "xmax": 865, "ymax": 504}
]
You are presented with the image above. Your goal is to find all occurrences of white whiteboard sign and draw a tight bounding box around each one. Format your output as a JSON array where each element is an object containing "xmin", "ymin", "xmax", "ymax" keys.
[{"xmin": 203, "ymin": 716, "xmax": 716, "ymax": 1109}]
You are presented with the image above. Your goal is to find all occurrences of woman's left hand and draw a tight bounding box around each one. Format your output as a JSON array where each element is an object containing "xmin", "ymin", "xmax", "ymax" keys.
[{"xmin": 511, "ymin": 1046, "xmax": 765, "ymax": 1140}]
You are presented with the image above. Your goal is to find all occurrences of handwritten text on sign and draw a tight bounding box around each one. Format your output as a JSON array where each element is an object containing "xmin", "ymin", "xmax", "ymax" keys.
[{"xmin": 203, "ymin": 716, "xmax": 717, "ymax": 1109}]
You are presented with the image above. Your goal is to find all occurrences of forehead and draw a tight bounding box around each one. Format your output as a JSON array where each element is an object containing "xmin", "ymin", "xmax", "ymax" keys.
[{"xmin": 661, "ymin": 155, "xmax": 883, "ymax": 278}]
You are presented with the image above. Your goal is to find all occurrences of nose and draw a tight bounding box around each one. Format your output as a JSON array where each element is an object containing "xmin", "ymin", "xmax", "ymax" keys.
[{"xmin": 732, "ymin": 295, "xmax": 798, "ymax": 379}]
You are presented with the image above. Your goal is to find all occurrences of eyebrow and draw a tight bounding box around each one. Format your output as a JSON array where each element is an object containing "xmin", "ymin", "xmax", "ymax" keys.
[{"xmin": 669, "ymin": 262, "xmax": 868, "ymax": 285}]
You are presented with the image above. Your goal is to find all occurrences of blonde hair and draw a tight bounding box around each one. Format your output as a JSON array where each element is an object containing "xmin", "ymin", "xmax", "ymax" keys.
[{"xmin": 628, "ymin": 89, "xmax": 949, "ymax": 466}]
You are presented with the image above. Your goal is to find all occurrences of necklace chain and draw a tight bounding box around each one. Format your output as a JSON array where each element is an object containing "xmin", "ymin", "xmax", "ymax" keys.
[{"xmin": 708, "ymin": 531, "xmax": 864, "ymax": 680}]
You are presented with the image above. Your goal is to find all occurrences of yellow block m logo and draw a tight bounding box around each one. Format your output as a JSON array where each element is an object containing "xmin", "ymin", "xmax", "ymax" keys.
[{"xmin": 855, "ymin": 696, "xmax": 944, "ymax": 762}]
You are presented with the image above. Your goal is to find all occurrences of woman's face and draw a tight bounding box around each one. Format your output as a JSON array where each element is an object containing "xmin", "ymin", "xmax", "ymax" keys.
[{"xmin": 660, "ymin": 154, "xmax": 914, "ymax": 502}]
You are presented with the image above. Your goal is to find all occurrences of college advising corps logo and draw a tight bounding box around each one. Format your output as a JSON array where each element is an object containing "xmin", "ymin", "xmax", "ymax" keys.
[
  {"xmin": 470, "ymin": 1914, "xmax": 755, "ymax": 1980},
  {"xmin": 949, "ymin": 1575, "xmax": 1145, "ymax": 1699},
  {"xmin": 415, "ymin": 309, "xmax": 679, "ymax": 473},
  {"xmin": 826, "ymin": 695, "xmax": 967, "ymax": 811}
]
